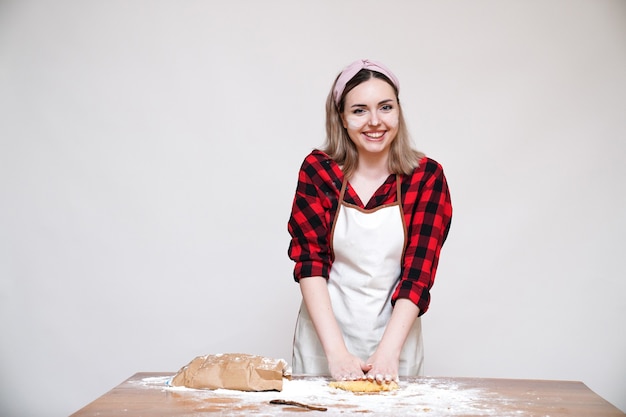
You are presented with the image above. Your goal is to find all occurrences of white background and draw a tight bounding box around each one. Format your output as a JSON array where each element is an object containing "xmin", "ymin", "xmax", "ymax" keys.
[{"xmin": 1, "ymin": 1, "xmax": 625, "ymax": 416}]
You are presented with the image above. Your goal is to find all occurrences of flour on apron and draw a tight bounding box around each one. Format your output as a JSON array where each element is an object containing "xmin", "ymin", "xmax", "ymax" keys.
[{"xmin": 293, "ymin": 176, "xmax": 423, "ymax": 376}]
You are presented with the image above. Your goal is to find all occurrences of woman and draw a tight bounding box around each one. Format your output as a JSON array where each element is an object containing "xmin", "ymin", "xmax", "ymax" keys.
[{"xmin": 287, "ymin": 59, "xmax": 452, "ymax": 385}]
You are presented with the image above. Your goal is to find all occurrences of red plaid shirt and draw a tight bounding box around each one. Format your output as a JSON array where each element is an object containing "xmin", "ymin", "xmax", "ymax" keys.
[{"xmin": 288, "ymin": 150, "xmax": 452, "ymax": 316}]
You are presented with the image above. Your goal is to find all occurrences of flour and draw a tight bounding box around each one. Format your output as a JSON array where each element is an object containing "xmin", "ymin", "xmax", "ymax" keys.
[{"xmin": 132, "ymin": 375, "xmax": 517, "ymax": 416}]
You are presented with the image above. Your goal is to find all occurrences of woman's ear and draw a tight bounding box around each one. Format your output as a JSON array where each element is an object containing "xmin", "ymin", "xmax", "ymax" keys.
[{"xmin": 340, "ymin": 113, "xmax": 347, "ymax": 129}]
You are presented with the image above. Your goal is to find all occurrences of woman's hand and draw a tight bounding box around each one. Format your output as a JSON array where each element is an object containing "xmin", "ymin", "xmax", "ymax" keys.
[
  {"xmin": 365, "ymin": 350, "xmax": 399, "ymax": 383},
  {"xmin": 364, "ymin": 299, "xmax": 421, "ymax": 384},
  {"xmin": 328, "ymin": 351, "xmax": 372, "ymax": 381}
]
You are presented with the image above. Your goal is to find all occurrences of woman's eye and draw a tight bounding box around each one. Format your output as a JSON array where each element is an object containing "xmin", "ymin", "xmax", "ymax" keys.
[
  {"xmin": 352, "ymin": 108, "xmax": 366, "ymax": 114},
  {"xmin": 381, "ymin": 104, "xmax": 393, "ymax": 111}
]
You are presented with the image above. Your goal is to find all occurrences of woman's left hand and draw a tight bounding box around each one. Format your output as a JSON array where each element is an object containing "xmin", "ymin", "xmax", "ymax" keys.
[
  {"xmin": 364, "ymin": 299, "xmax": 420, "ymax": 383},
  {"xmin": 364, "ymin": 351, "xmax": 399, "ymax": 384}
]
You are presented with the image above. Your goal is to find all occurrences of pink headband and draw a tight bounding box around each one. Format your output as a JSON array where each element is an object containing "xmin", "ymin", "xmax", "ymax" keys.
[{"xmin": 333, "ymin": 59, "xmax": 400, "ymax": 107}]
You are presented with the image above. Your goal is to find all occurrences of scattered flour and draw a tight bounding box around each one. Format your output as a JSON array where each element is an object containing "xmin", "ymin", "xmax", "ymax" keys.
[{"xmin": 131, "ymin": 375, "xmax": 517, "ymax": 416}]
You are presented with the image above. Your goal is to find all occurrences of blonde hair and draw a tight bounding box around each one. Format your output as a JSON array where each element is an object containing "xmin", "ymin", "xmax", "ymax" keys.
[{"xmin": 321, "ymin": 69, "xmax": 424, "ymax": 179}]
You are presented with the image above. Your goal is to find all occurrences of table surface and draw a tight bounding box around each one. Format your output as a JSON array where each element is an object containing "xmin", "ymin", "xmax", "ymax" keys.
[{"xmin": 70, "ymin": 372, "xmax": 625, "ymax": 417}]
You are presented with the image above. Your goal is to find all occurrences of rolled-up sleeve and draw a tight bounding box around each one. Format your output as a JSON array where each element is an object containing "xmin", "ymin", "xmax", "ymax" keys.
[
  {"xmin": 393, "ymin": 159, "xmax": 453, "ymax": 315},
  {"xmin": 287, "ymin": 154, "xmax": 337, "ymax": 281}
]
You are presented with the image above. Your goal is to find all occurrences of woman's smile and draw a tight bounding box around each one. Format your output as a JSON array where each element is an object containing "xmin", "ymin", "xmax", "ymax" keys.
[{"xmin": 363, "ymin": 131, "xmax": 385, "ymax": 140}]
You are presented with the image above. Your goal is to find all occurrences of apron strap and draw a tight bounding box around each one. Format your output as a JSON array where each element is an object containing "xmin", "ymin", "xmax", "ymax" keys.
[
  {"xmin": 338, "ymin": 177, "xmax": 349, "ymax": 206},
  {"xmin": 330, "ymin": 178, "xmax": 350, "ymax": 256}
]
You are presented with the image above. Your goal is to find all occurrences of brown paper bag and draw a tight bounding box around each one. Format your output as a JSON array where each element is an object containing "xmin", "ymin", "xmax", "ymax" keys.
[{"xmin": 170, "ymin": 353, "xmax": 290, "ymax": 391}]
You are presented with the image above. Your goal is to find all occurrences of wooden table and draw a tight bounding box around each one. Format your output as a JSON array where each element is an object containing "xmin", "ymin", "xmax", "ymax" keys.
[{"xmin": 70, "ymin": 372, "xmax": 624, "ymax": 416}]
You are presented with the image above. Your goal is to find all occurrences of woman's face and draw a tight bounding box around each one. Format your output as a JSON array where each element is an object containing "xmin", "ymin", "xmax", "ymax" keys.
[{"xmin": 341, "ymin": 77, "xmax": 399, "ymax": 158}]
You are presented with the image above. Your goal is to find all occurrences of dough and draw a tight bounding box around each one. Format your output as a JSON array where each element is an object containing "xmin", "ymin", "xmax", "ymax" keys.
[{"xmin": 329, "ymin": 380, "xmax": 399, "ymax": 392}]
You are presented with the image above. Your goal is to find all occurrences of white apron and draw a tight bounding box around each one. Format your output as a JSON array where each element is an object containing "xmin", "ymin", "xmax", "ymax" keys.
[{"xmin": 293, "ymin": 176, "xmax": 423, "ymax": 376}]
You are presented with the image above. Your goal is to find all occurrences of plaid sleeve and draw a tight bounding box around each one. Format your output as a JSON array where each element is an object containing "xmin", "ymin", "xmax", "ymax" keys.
[
  {"xmin": 393, "ymin": 158, "xmax": 453, "ymax": 316},
  {"xmin": 287, "ymin": 152, "xmax": 340, "ymax": 281}
]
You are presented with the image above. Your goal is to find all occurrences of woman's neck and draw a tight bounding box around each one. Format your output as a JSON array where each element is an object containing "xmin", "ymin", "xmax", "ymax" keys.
[{"xmin": 355, "ymin": 152, "xmax": 390, "ymax": 180}]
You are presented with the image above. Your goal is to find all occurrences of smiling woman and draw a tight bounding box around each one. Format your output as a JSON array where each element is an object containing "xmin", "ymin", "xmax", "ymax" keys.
[
  {"xmin": 287, "ymin": 59, "xmax": 453, "ymax": 385},
  {"xmin": 2, "ymin": 1, "xmax": 625, "ymax": 415}
]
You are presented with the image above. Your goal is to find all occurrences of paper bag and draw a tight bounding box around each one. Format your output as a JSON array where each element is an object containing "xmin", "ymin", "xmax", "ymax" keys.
[{"xmin": 170, "ymin": 353, "xmax": 290, "ymax": 391}]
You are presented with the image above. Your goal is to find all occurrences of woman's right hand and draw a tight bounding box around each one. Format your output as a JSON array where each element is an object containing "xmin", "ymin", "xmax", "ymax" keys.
[{"xmin": 327, "ymin": 351, "xmax": 372, "ymax": 381}]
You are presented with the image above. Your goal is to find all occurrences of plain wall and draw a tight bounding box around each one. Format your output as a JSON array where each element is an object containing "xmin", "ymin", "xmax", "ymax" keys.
[{"xmin": 1, "ymin": 1, "xmax": 624, "ymax": 415}]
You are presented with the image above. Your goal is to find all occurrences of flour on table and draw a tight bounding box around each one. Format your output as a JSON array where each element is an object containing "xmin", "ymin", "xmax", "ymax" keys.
[{"xmin": 132, "ymin": 375, "xmax": 517, "ymax": 416}]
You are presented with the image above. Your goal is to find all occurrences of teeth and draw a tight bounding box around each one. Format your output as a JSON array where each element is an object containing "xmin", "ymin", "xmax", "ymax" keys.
[{"xmin": 365, "ymin": 132, "xmax": 384, "ymax": 138}]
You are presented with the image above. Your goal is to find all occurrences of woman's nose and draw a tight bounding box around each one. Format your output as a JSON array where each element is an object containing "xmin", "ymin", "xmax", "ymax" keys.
[{"xmin": 368, "ymin": 112, "xmax": 381, "ymax": 126}]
